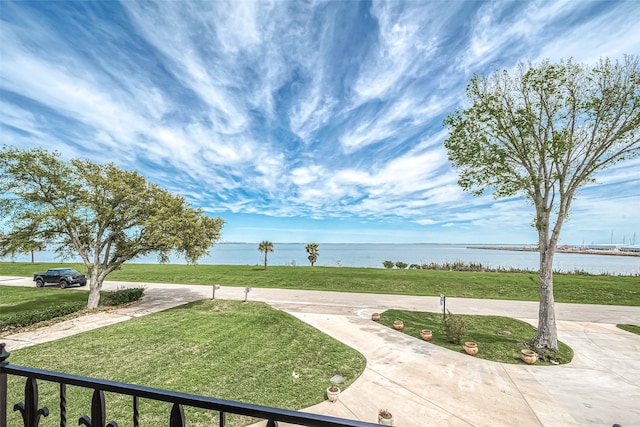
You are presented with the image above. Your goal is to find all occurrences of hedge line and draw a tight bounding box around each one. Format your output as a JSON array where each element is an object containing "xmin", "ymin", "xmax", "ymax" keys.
[
  {"xmin": 1, "ymin": 287, "xmax": 145, "ymax": 332},
  {"xmin": 1, "ymin": 301, "xmax": 86, "ymax": 331}
]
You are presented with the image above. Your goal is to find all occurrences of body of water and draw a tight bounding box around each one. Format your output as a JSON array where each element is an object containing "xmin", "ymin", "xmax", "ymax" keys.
[{"xmin": 3, "ymin": 243, "xmax": 640, "ymax": 276}]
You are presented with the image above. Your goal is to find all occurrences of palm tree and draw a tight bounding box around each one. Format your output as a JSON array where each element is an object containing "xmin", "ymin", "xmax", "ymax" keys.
[
  {"xmin": 305, "ymin": 243, "xmax": 319, "ymax": 267},
  {"xmin": 258, "ymin": 241, "xmax": 274, "ymax": 270}
]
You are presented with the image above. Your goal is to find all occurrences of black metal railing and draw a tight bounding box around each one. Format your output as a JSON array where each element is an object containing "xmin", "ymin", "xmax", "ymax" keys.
[{"xmin": 1, "ymin": 343, "xmax": 380, "ymax": 427}]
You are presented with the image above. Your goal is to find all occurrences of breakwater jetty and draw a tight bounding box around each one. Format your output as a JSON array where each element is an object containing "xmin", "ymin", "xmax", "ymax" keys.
[{"xmin": 468, "ymin": 245, "xmax": 640, "ymax": 257}]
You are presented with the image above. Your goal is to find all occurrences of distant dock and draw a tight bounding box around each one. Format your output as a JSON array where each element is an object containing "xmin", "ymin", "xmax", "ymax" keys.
[
  {"xmin": 468, "ymin": 245, "xmax": 537, "ymax": 252},
  {"xmin": 468, "ymin": 245, "xmax": 640, "ymax": 257}
]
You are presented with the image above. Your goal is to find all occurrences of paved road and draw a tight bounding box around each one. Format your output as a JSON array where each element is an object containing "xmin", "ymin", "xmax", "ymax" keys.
[{"xmin": 1, "ymin": 276, "xmax": 639, "ymax": 426}]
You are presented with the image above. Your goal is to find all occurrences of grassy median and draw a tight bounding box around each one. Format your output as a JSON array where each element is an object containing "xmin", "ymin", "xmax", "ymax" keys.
[{"xmin": 379, "ymin": 309, "xmax": 573, "ymax": 365}]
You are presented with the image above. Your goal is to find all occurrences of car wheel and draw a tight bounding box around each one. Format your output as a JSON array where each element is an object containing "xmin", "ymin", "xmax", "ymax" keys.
[
  {"xmin": 80, "ymin": 282, "xmax": 87, "ymax": 286},
  {"xmin": 36, "ymin": 279, "xmax": 44, "ymax": 288},
  {"xmin": 60, "ymin": 280, "xmax": 68, "ymax": 289}
]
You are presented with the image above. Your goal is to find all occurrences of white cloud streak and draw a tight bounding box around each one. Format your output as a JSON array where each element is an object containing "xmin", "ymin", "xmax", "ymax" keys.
[{"xmin": 1, "ymin": 0, "xmax": 638, "ymax": 243}]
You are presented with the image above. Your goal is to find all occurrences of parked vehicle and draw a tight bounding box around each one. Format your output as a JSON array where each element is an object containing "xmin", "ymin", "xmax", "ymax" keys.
[{"xmin": 33, "ymin": 268, "xmax": 87, "ymax": 288}]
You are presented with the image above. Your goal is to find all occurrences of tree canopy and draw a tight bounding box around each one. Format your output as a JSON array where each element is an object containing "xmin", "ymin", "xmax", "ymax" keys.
[
  {"xmin": 0, "ymin": 146, "xmax": 225, "ymax": 308},
  {"xmin": 444, "ymin": 55, "xmax": 639, "ymax": 352}
]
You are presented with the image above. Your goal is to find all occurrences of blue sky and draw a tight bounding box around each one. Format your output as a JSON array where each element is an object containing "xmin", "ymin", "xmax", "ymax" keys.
[{"xmin": 1, "ymin": 1, "xmax": 639, "ymax": 245}]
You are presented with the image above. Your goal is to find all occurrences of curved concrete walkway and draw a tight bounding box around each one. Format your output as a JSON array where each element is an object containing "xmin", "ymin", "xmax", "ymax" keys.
[{"xmin": 1, "ymin": 276, "xmax": 639, "ymax": 426}]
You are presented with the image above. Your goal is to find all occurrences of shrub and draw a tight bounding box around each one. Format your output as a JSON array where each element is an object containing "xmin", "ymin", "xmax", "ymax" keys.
[
  {"xmin": 443, "ymin": 310, "xmax": 468, "ymax": 344},
  {"xmin": 395, "ymin": 261, "xmax": 408, "ymax": 269},
  {"xmin": 382, "ymin": 260, "xmax": 394, "ymax": 269},
  {"xmin": 534, "ymin": 347, "xmax": 566, "ymax": 364},
  {"xmin": 0, "ymin": 302, "xmax": 86, "ymax": 331},
  {"xmin": 101, "ymin": 287, "xmax": 145, "ymax": 306}
]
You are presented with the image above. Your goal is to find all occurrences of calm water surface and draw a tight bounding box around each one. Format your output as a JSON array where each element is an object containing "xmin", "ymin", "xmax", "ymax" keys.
[{"xmin": 5, "ymin": 243, "xmax": 639, "ymax": 275}]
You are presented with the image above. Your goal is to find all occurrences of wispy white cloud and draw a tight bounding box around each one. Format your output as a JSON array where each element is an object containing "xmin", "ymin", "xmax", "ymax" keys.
[
  {"xmin": 533, "ymin": 1, "xmax": 640, "ymax": 63},
  {"xmin": 1, "ymin": 0, "xmax": 638, "ymax": 243},
  {"xmin": 353, "ymin": 1, "xmax": 443, "ymax": 102},
  {"xmin": 123, "ymin": 2, "xmax": 251, "ymax": 134},
  {"xmin": 460, "ymin": 1, "xmax": 571, "ymax": 70}
]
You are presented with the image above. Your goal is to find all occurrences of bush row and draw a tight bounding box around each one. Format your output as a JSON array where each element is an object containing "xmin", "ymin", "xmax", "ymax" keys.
[
  {"xmin": 101, "ymin": 287, "xmax": 145, "ymax": 306},
  {"xmin": 382, "ymin": 259, "xmax": 530, "ymax": 271},
  {"xmin": 381, "ymin": 259, "xmax": 597, "ymax": 275},
  {"xmin": 1, "ymin": 287, "xmax": 145, "ymax": 332},
  {"xmin": 0, "ymin": 301, "xmax": 86, "ymax": 331}
]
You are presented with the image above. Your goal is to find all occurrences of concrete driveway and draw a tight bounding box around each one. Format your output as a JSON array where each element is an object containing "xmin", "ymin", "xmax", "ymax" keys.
[{"xmin": 1, "ymin": 276, "xmax": 639, "ymax": 426}]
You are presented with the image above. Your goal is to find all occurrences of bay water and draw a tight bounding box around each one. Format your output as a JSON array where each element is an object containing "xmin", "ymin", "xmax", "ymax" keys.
[{"xmin": 3, "ymin": 243, "xmax": 639, "ymax": 276}]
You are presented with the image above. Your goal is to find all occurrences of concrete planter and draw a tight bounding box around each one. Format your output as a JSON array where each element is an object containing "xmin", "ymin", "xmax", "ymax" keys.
[
  {"xmin": 521, "ymin": 349, "xmax": 538, "ymax": 364},
  {"xmin": 326, "ymin": 386, "xmax": 341, "ymax": 402},
  {"xmin": 464, "ymin": 341, "xmax": 478, "ymax": 355},
  {"xmin": 378, "ymin": 410, "xmax": 393, "ymax": 425}
]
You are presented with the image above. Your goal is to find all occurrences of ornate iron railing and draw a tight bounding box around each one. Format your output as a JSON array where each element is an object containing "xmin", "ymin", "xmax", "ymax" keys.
[{"xmin": 1, "ymin": 343, "xmax": 379, "ymax": 427}]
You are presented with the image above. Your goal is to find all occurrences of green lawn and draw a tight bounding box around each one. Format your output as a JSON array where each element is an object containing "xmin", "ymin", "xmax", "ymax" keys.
[
  {"xmin": 0, "ymin": 285, "xmax": 88, "ymax": 321},
  {"xmin": 0, "ymin": 285, "xmax": 143, "ymax": 331},
  {"xmin": 379, "ymin": 309, "xmax": 573, "ymax": 365},
  {"xmin": 5, "ymin": 300, "xmax": 366, "ymax": 427},
  {"xmin": 617, "ymin": 324, "xmax": 640, "ymax": 335},
  {"xmin": 2, "ymin": 262, "xmax": 639, "ymax": 305}
]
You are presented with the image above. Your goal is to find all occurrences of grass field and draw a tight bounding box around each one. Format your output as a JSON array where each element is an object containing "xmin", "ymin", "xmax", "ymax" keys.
[
  {"xmin": 0, "ymin": 285, "xmax": 88, "ymax": 322},
  {"xmin": 5, "ymin": 300, "xmax": 366, "ymax": 427},
  {"xmin": 0, "ymin": 285, "xmax": 144, "ymax": 331},
  {"xmin": 379, "ymin": 309, "xmax": 573, "ymax": 365},
  {"xmin": 2, "ymin": 262, "xmax": 639, "ymax": 305}
]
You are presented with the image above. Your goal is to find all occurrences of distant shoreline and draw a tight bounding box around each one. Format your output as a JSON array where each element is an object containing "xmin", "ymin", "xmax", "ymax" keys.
[{"xmin": 468, "ymin": 246, "xmax": 640, "ymax": 257}]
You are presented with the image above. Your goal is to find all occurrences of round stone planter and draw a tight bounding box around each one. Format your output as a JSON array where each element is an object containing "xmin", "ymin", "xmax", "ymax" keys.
[
  {"xmin": 521, "ymin": 349, "xmax": 538, "ymax": 364},
  {"xmin": 420, "ymin": 329, "xmax": 433, "ymax": 341},
  {"xmin": 393, "ymin": 320, "xmax": 404, "ymax": 330},
  {"xmin": 378, "ymin": 411, "xmax": 394, "ymax": 425},
  {"xmin": 371, "ymin": 312, "xmax": 381, "ymax": 321},
  {"xmin": 326, "ymin": 386, "xmax": 341, "ymax": 402},
  {"xmin": 464, "ymin": 341, "xmax": 478, "ymax": 355}
]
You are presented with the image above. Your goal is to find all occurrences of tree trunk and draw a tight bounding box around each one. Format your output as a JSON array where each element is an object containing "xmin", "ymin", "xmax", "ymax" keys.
[
  {"xmin": 87, "ymin": 281, "xmax": 101, "ymax": 309},
  {"xmin": 263, "ymin": 253, "xmax": 267, "ymax": 270},
  {"xmin": 86, "ymin": 265, "xmax": 102, "ymax": 309},
  {"xmin": 530, "ymin": 239, "xmax": 559, "ymax": 351}
]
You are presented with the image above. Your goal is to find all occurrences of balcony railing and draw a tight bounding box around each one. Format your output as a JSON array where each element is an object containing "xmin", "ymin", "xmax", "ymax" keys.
[{"xmin": 1, "ymin": 343, "xmax": 380, "ymax": 427}]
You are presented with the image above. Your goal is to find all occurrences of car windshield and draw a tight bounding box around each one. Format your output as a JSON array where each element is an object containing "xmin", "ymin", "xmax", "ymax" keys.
[{"xmin": 55, "ymin": 269, "xmax": 80, "ymax": 275}]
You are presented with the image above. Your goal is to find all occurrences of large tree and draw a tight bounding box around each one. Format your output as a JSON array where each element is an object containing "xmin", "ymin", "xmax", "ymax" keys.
[
  {"xmin": 0, "ymin": 231, "xmax": 44, "ymax": 263},
  {"xmin": 258, "ymin": 240, "xmax": 274, "ymax": 270},
  {"xmin": 443, "ymin": 56, "xmax": 640, "ymax": 352},
  {"xmin": 305, "ymin": 243, "xmax": 319, "ymax": 267},
  {"xmin": 0, "ymin": 146, "xmax": 225, "ymax": 308}
]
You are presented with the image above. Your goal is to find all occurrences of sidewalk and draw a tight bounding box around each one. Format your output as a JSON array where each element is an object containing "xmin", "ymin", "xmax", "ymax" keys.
[{"xmin": 1, "ymin": 276, "xmax": 639, "ymax": 426}]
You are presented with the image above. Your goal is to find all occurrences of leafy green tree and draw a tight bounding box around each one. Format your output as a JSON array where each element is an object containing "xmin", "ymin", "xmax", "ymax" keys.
[
  {"xmin": 395, "ymin": 261, "xmax": 408, "ymax": 269},
  {"xmin": 258, "ymin": 240, "xmax": 274, "ymax": 270},
  {"xmin": 0, "ymin": 146, "xmax": 224, "ymax": 308},
  {"xmin": 382, "ymin": 260, "xmax": 394, "ymax": 269},
  {"xmin": 305, "ymin": 243, "xmax": 319, "ymax": 267},
  {"xmin": 444, "ymin": 56, "xmax": 640, "ymax": 351},
  {"xmin": 0, "ymin": 232, "xmax": 44, "ymax": 263}
]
